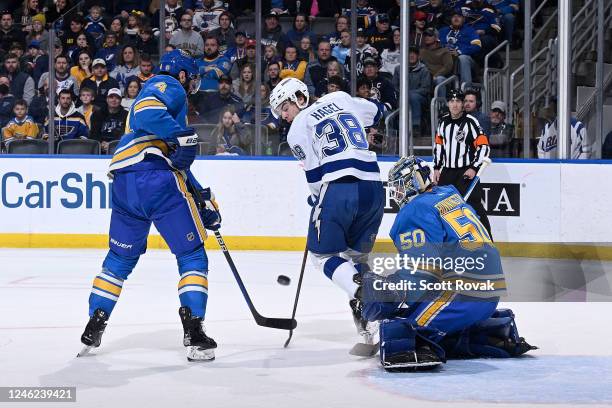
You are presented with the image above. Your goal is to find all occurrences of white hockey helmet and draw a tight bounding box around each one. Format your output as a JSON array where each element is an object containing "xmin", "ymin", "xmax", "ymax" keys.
[{"xmin": 269, "ymin": 77, "xmax": 309, "ymax": 118}]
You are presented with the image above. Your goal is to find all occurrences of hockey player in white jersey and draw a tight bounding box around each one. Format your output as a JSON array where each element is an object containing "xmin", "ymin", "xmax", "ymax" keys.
[{"xmin": 270, "ymin": 78, "xmax": 385, "ymax": 343}]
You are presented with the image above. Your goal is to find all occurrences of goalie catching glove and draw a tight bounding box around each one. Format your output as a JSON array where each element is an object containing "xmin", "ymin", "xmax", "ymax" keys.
[{"xmin": 197, "ymin": 187, "xmax": 222, "ymax": 231}]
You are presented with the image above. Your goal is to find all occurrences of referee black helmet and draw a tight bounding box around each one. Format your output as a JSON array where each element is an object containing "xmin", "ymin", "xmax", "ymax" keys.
[{"xmin": 446, "ymin": 88, "xmax": 464, "ymax": 102}]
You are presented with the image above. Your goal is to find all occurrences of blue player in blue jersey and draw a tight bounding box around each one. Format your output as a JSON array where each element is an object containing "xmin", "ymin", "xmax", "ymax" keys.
[
  {"xmin": 79, "ymin": 50, "xmax": 222, "ymax": 362},
  {"xmin": 355, "ymin": 156, "xmax": 535, "ymax": 371},
  {"xmin": 269, "ymin": 78, "xmax": 386, "ymax": 345}
]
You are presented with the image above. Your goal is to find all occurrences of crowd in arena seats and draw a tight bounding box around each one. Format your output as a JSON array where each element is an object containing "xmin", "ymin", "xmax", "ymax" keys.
[{"xmin": 0, "ymin": 0, "xmax": 523, "ymax": 156}]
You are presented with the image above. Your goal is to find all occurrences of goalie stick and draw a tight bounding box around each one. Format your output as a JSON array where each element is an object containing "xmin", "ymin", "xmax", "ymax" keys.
[
  {"xmin": 188, "ymin": 180, "xmax": 297, "ymax": 331},
  {"xmin": 349, "ymin": 158, "xmax": 492, "ymax": 357}
]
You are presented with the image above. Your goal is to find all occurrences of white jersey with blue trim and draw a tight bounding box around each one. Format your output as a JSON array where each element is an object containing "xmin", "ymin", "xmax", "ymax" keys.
[
  {"xmin": 537, "ymin": 117, "xmax": 591, "ymax": 159},
  {"xmin": 287, "ymin": 91, "xmax": 382, "ymax": 196}
]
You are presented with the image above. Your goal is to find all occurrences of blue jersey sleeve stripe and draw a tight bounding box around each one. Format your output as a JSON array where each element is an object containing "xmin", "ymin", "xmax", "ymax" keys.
[{"xmin": 305, "ymin": 158, "xmax": 380, "ymax": 183}]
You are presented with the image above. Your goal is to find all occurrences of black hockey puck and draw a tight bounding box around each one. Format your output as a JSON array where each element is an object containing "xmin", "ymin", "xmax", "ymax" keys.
[{"xmin": 277, "ymin": 275, "xmax": 291, "ymax": 285}]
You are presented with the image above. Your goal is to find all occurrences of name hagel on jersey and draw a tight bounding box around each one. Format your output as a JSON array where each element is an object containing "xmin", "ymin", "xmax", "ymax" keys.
[{"xmin": 287, "ymin": 91, "xmax": 383, "ymax": 196}]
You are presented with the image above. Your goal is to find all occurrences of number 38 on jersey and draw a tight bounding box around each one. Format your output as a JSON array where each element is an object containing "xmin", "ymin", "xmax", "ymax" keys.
[{"xmin": 314, "ymin": 113, "xmax": 368, "ymax": 157}]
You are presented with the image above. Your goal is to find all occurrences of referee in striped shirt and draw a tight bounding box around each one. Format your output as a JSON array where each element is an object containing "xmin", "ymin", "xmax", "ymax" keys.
[{"xmin": 433, "ymin": 88, "xmax": 492, "ymax": 236}]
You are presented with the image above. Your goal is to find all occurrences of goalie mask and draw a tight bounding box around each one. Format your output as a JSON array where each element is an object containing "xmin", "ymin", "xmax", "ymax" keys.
[
  {"xmin": 388, "ymin": 156, "xmax": 433, "ymax": 207},
  {"xmin": 269, "ymin": 77, "xmax": 309, "ymax": 119}
]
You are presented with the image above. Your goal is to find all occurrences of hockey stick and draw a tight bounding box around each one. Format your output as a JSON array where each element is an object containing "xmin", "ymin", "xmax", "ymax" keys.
[
  {"xmin": 188, "ymin": 180, "xmax": 297, "ymax": 331},
  {"xmin": 283, "ymin": 247, "xmax": 308, "ymax": 347},
  {"xmin": 463, "ymin": 157, "xmax": 492, "ymax": 201},
  {"xmin": 349, "ymin": 158, "xmax": 493, "ymax": 357}
]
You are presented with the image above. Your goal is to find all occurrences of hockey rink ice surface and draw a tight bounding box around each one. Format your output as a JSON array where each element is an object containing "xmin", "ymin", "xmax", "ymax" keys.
[{"xmin": 1, "ymin": 248, "xmax": 612, "ymax": 408}]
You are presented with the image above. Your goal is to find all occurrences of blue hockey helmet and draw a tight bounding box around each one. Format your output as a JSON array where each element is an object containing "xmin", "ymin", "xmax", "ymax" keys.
[
  {"xmin": 159, "ymin": 49, "xmax": 200, "ymax": 93},
  {"xmin": 388, "ymin": 156, "xmax": 433, "ymax": 207}
]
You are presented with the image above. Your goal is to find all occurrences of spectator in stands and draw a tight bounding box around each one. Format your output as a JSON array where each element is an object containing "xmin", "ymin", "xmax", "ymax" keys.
[
  {"xmin": 134, "ymin": 53, "xmax": 155, "ymax": 84},
  {"xmin": 410, "ymin": 11, "xmax": 427, "ymax": 48},
  {"xmin": 76, "ymin": 86, "xmax": 96, "ymax": 128},
  {"xmin": 326, "ymin": 75, "xmax": 346, "ymax": 95},
  {"xmin": 49, "ymin": 89, "xmax": 89, "ymax": 141},
  {"xmin": 45, "ymin": 0, "xmax": 70, "ymax": 35},
  {"xmin": 388, "ymin": 0, "xmax": 400, "ymax": 27},
  {"xmin": 69, "ymin": 51, "xmax": 92, "ymax": 87},
  {"xmin": 192, "ymin": 0, "xmax": 226, "ymax": 36},
  {"xmin": 225, "ymin": 31, "xmax": 248, "ymax": 65},
  {"xmin": 14, "ymin": 0, "xmax": 41, "ymax": 31},
  {"xmin": 362, "ymin": 57, "xmax": 396, "ymax": 115},
  {"xmin": 28, "ymin": 39, "xmax": 51, "ymax": 86},
  {"xmin": 38, "ymin": 54, "xmax": 79, "ymax": 98},
  {"xmin": 170, "ymin": 13, "xmax": 204, "ymax": 57},
  {"xmin": 0, "ymin": 76, "xmax": 15, "ymax": 128},
  {"xmin": 285, "ymin": 0, "xmax": 318, "ymax": 17},
  {"xmin": 81, "ymin": 58, "xmax": 121, "ymax": 109},
  {"xmin": 121, "ymin": 79, "xmax": 141, "ymax": 110},
  {"xmin": 423, "ymin": 0, "xmax": 452, "ymax": 28},
  {"xmin": 267, "ymin": 0, "xmax": 288, "ymax": 15},
  {"xmin": 195, "ymin": 75, "xmax": 244, "ymax": 124},
  {"xmin": 331, "ymin": 30, "xmax": 350, "ymax": 65},
  {"xmin": 256, "ymin": 83, "xmax": 280, "ymax": 131},
  {"xmin": 463, "ymin": 88, "xmax": 491, "ymax": 136},
  {"xmin": 262, "ymin": 11, "xmax": 288, "ymax": 53},
  {"xmin": 326, "ymin": 15, "xmax": 350, "ymax": 49},
  {"xmin": 492, "ymin": 0, "xmax": 519, "ymax": 48},
  {"xmin": 298, "ymin": 35, "xmax": 316, "ymax": 63},
  {"xmin": 151, "ymin": 0, "xmax": 186, "ymax": 38},
  {"xmin": 315, "ymin": 60, "xmax": 347, "ymax": 98},
  {"xmin": 279, "ymin": 44, "xmax": 308, "ymax": 81},
  {"xmin": 0, "ymin": 12, "xmax": 25, "ymax": 54},
  {"xmin": 25, "ymin": 14, "xmax": 48, "ymax": 49},
  {"xmin": 89, "ymin": 88, "xmax": 127, "ymax": 153},
  {"xmin": 111, "ymin": 45, "xmax": 141, "ymax": 92},
  {"xmin": 304, "ymin": 40, "xmax": 337, "ymax": 95},
  {"xmin": 231, "ymin": 38, "xmax": 257, "ymax": 78},
  {"xmin": 488, "ymin": 100, "xmax": 513, "ymax": 157},
  {"xmin": 343, "ymin": 0, "xmax": 377, "ymax": 30},
  {"xmin": 210, "ymin": 106, "xmax": 250, "ymax": 155},
  {"xmin": 394, "ymin": 46, "xmax": 431, "ymax": 136},
  {"xmin": 123, "ymin": 12, "xmax": 143, "ymax": 47},
  {"xmin": 108, "ymin": 18, "xmax": 125, "ymax": 44},
  {"xmin": 95, "ymin": 33, "xmax": 121, "ymax": 72},
  {"xmin": 3, "ymin": 54, "xmax": 35, "ymax": 104},
  {"xmin": 263, "ymin": 44, "xmax": 281, "ymax": 68},
  {"xmin": 28, "ymin": 76, "xmax": 47, "ymax": 124},
  {"xmin": 198, "ymin": 35, "xmax": 232, "ymax": 91},
  {"xmin": 461, "ymin": 0, "xmax": 501, "ymax": 60},
  {"xmin": 266, "ymin": 61, "xmax": 282, "ymax": 89},
  {"xmin": 232, "ymin": 63, "xmax": 255, "ymax": 111},
  {"xmin": 84, "ymin": 5, "xmax": 106, "ymax": 48},
  {"xmin": 210, "ymin": 11, "xmax": 236, "ymax": 55},
  {"xmin": 603, "ymin": 131, "xmax": 612, "ymax": 159},
  {"xmin": 61, "ymin": 15, "xmax": 91, "ymax": 52},
  {"xmin": 3, "ymin": 99, "xmax": 38, "ymax": 144},
  {"xmin": 69, "ymin": 33, "xmax": 96, "ymax": 66},
  {"xmin": 380, "ymin": 28, "xmax": 399, "ymax": 81},
  {"xmin": 344, "ymin": 28, "xmax": 378, "ymax": 77},
  {"xmin": 537, "ymin": 99, "xmax": 591, "ymax": 159},
  {"xmin": 439, "ymin": 10, "xmax": 481, "ymax": 87},
  {"xmin": 136, "ymin": 26, "xmax": 158, "ymax": 56},
  {"xmin": 9, "ymin": 43, "xmax": 30, "ymax": 74},
  {"xmin": 420, "ymin": 27, "xmax": 453, "ymax": 95},
  {"xmin": 366, "ymin": 12, "xmax": 393, "ymax": 53},
  {"xmin": 286, "ymin": 13, "xmax": 317, "ymax": 47}
]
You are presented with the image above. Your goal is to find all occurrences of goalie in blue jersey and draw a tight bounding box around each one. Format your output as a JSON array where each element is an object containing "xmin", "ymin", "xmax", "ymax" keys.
[
  {"xmin": 79, "ymin": 50, "xmax": 222, "ymax": 362},
  {"xmin": 355, "ymin": 156, "xmax": 536, "ymax": 371}
]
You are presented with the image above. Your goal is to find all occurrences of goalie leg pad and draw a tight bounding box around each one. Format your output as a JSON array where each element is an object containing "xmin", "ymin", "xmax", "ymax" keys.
[
  {"xmin": 379, "ymin": 318, "xmax": 446, "ymax": 371},
  {"xmin": 441, "ymin": 308, "xmax": 538, "ymax": 358}
]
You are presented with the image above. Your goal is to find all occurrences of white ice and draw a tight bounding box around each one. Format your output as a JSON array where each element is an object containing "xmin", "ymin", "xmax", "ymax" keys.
[{"xmin": 1, "ymin": 249, "xmax": 612, "ymax": 408}]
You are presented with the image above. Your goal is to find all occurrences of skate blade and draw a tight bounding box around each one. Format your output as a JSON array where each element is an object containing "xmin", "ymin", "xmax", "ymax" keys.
[
  {"xmin": 383, "ymin": 360, "xmax": 443, "ymax": 371},
  {"xmin": 76, "ymin": 345, "xmax": 94, "ymax": 357},
  {"xmin": 186, "ymin": 346, "xmax": 215, "ymax": 362}
]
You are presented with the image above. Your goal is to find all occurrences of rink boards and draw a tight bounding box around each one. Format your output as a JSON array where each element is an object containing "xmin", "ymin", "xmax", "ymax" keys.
[{"xmin": 0, "ymin": 156, "xmax": 610, "ymax": 259}]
